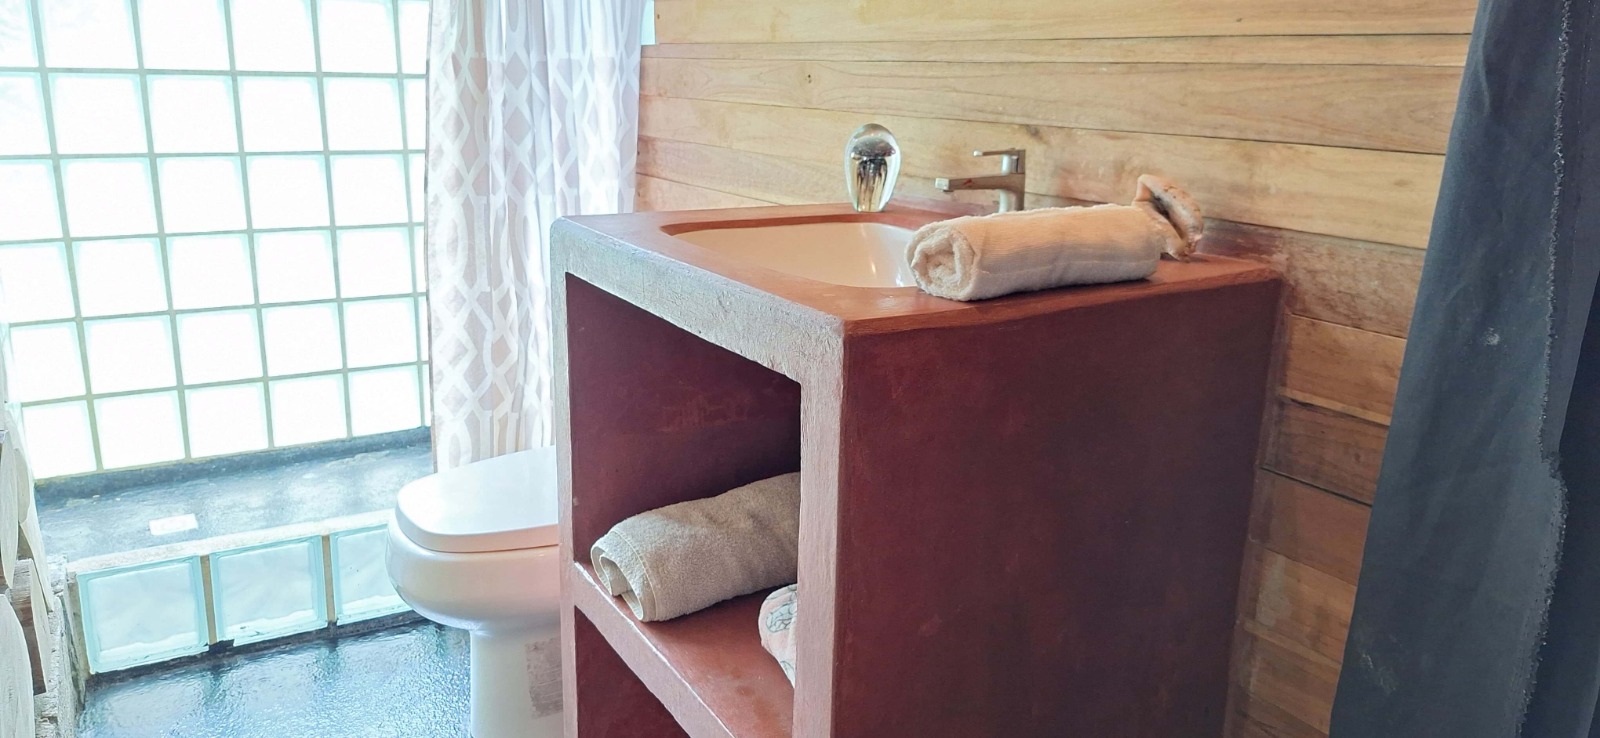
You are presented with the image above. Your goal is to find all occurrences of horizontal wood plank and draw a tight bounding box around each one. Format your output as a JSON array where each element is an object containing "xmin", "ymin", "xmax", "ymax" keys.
[
  {"xmin": 638, "ymin": 136, "xmax": 1005, "ymax": 209},
  {"xmin": 641, "ymin": 96, "xmax": 1443, "ymax": 248},
  {"xmin": 1281, "ymin": 316, "xmax": 1405, "ymax": 425},
  {"xmin": 1202, "ymin": 221, "xmax": 1422, "ymax": 337},
  {"xmin": 1250, "ymin": 471, "xmax": 1371, "ymax": 584},
  {"xmin": 1231, "ymin": 687, "xmax": 1329, "ymax": 738},
  {"xmin": 639, "ymin": 136, "xmax": 836, "ymax": 204},
  {"xmin": 654, "ymin": 0, "xmax": 1475, "ymax": 44},
  {"xmin": 1265, "ymin": 400, "xmax": 1389, "ymax": 504},
  {"xmin": 645, "ymin": 35, "xmax": 1471, "ymax": 67},
  {"xmin": 1241, "ymin": 543, "xmax": 1357, "ymax": 663},
  {"xmin": 637, "ymin": 174, "xmax": 776, "ymax": 211},
  {"xmin": 642, "ymin": 57, "xmax": 1460, "ymax": 153},
  {"xmin": 1235, "ymin": 623, "xmax": 1341, "ymax": 734}
]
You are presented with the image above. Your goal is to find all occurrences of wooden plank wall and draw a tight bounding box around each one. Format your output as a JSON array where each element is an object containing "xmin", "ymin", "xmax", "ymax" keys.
[{"xmin": 637, "ymin": 2, "xmax": 1476, "ymax": 734}]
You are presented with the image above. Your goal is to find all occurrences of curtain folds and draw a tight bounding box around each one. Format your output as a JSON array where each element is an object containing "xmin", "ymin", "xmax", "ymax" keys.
[
  {"xmin": 1331, "ymin": 0, "xmax": 1600, "ymax": 735},
  {"xmin": 424, "ymin": 0, "xmax": 646, "ymax": 469}
]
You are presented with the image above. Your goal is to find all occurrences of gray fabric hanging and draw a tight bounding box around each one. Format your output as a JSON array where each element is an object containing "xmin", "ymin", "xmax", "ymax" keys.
[{"xmin": 1331, "ymin": 0, "xmax": 1600, "ymax": 735}]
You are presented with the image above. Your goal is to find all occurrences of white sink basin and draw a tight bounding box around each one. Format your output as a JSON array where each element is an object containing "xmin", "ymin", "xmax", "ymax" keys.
[{"xmin": 671, "ymin": 221, "xmax": 917, "ymax": 288}]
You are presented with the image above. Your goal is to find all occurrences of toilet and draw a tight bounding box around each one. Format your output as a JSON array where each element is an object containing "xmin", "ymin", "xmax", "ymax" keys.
[{"xmin": 386, "ymin": 447, "xmax": 563, "ymax": 738}]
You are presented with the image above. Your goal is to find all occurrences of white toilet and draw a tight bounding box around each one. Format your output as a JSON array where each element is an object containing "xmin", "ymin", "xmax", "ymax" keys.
[{"xmin": 386, "ymin": 447, "xmax": 563, "ymax": 738}]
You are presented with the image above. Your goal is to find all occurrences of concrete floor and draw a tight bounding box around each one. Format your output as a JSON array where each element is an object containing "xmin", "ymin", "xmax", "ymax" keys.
[
  {"xmin": 78, "ymin": 622, "xmax": 470, "ymax": 738},
  {"xmin": 37, "ymin": 440, "xmax": 434, "ymax": 561}
]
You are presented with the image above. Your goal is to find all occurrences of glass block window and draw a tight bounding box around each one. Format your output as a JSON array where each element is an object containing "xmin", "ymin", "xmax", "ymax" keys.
[
  {"xmin": 0, "ymin": 0, "xmax": 430, "ymax": 478},
  {"xmin": 211, "ymin": 537, "xmax": 327, "ymax": 645},
  {"xmin": 77, "ymin": 557, "xmax": 209, "ymax": 672},
  {"xmin": 75, "ymin": 518, "xmax": 411, "ymax": 673},
  {"xmin": 330, "ymin": 525, "xmax": 406, "ymax": 623}
]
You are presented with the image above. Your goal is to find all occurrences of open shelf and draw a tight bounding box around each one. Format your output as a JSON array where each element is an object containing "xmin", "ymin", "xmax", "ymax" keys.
[
  {"xmin": 556, "ymin": 203, "xmax": 1284, "ymax": 735},
  {"xmin": 570, "ymin": 562, "xmax": 794, "ymax": 738}
]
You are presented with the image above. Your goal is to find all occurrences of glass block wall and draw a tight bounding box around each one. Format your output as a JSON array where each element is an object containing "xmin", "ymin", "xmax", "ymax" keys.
[
  {"xmin": 76, "ymin": 523, "xmax": 408, "ymax": 673},
  {"xmin": 0, "ymin": 0, "xmax": 431, "ymax": 478}
]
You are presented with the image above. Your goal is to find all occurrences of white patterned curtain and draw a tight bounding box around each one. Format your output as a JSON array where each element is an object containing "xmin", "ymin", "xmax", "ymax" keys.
[{"xmin": 424, "ymin": 0, "xmax": 647, "ymax": 469}]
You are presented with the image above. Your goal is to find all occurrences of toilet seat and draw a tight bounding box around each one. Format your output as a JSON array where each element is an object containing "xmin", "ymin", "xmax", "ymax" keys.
[{"xmin": 395, "ymin": 447, "xmax": 560, "ymax": 554}]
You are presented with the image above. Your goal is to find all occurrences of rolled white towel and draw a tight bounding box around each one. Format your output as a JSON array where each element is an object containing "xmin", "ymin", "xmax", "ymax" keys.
[
  {"xmin": 907, "ymin": 174, "xmax": 1205, "ymax": 301},
  {"xmin": 592, "ymin": 472, "xmax": 800, "ymax": 622},
  {"xmin": 759, "ymin": 584, "xmax": 798, "ymax": 684}
]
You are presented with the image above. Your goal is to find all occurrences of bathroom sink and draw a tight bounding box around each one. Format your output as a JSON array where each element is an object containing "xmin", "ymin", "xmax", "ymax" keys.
[{"xmin": 671, "ymin": 221, "xmax": 917, "ymax": 288}]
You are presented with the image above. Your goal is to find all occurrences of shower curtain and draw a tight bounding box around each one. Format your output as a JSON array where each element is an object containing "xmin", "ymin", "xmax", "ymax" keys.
[
  {"xmin": 1331, "ymin": 0, "xmax": 1600, "ymax": 735},
  {"xmin": 423, "ymin": 0, "xmax": 647, "ymax": 469}
]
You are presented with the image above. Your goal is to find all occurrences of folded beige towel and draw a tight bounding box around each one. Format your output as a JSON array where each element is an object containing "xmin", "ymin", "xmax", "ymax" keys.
[
  {"xmin": 759, "ymin": 584, "xmax": 798, "ymax": 684},
  {"xmin": 592, "ymin": 472, "xmax": 800, "ymax": 622},
  {"xmin": 907, "ymin": 174, "xmax": 1205, "ymax": 301}
]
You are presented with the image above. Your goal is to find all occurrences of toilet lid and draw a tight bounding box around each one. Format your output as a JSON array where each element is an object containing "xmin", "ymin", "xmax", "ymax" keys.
[{"xmin": 395, "ymin": 446, "xmax": 560, "ymax": 553}]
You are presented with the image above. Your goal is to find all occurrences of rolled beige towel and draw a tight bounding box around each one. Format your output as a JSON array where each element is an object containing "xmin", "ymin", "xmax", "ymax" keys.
[
  {"xmin": 907, "ymin": 174, "xmax": 1205, "ymax": 301},
  {"xmin": 592, "ymin": 472, "xmax": 800, "ymax": 622},
  {"xmin": 759, "ymin": 584, "xmax": 798, "ymax": 685}
]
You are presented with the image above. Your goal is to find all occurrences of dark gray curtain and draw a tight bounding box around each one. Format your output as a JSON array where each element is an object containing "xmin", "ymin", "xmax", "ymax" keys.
[{"xmin": 1330, "ymin": 0, "xmax": 1600, "ymax": 735}]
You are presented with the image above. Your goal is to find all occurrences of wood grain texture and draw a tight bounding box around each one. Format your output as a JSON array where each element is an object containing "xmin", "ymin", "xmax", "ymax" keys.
[
  {"xmin": 639, "ymin": 136, "xmax": 1002, "ymax": 211},
  {"xmin": 1235, "ymin": 624, "xmax": 1342, "ymax": 734},
  {"xmin": 645, "ymin": 35, "xmax": 1471, "ymax": 67},
  {"xmin": 637, "ymin": 174, "xmax": 776, "ymax": 211},
  {"xmin": 1250, "ymin": 472, "xmax": 1370, "ymax": 586},
  {"xmin": 1202, "ymin": 221, "xmax": 1423, "ymax": 336},
  {"xmin": 639, "ymin": 137, "xmax": 835, "ymax": 205},
  {"xmin": 1282, "ymin": 316, "xmax": 1406, "ymax": 425},
  {"xmin": 642, "ymin": 96, "xmax": 1444, "ymax": 248},
  {"xmin": 1231, "ymin": 687, "xmax": 1328, "ymax": 738},
  {"xmin": 642, "ymin": 57, "xmax": 1460, "ymax": 153},
  {"xmin": 1264, "ymin": 400, "xmax": 1389, "ymax": 505},
  {"xmin": 653, "ymin": 0, "xmax": 1476, "ymax": 43},
  {"xmin": 1241, "ymin": 544, "xmax": 1355, "ymax": 664}
]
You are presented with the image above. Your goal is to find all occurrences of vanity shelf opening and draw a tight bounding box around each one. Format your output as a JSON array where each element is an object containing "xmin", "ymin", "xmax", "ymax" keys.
[{"xmin": 561, "ymin": 275, "xmax": 802, "ymax": 737}]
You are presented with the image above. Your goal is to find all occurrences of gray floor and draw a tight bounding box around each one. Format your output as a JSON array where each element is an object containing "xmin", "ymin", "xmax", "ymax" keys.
[
  {"xmin": 39, "ymin": 434, "xmax": 458, "ymax": 736},
  {"xmin": 37, "ymin": 441, "xmax": 434, "ymax": 561},
  {"xmin": 77, "ymin": 622, "xmax": 471, "ymax": 738}
]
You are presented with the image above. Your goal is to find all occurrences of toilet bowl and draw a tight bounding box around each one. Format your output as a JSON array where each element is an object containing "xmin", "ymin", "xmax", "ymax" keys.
[{"xmin": 386, "ymin": 447, "xmax": 562, "ymax": 738}]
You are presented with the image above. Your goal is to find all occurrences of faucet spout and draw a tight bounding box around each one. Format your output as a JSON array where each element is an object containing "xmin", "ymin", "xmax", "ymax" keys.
[
  {"xmin": 935, "ymin": 174, "xmax": 1023, "ymax": 192},
  {"xmin": 935, "ymin": 149, "xmax": 1027, "ymax": 212}
]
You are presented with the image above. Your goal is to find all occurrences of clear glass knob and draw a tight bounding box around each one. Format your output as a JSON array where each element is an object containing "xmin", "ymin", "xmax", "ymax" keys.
[{"xmin": 845, "ymin": 123, "xmax": 901, "ymax": 213}]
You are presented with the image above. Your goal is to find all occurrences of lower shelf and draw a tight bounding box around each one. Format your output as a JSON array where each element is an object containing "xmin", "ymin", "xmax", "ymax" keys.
[{"xmin": 570, "ymin": 562, "xmax": 794, "ymax": 738}]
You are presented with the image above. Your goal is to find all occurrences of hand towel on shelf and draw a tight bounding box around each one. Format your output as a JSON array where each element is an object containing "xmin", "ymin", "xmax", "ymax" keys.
[
  {"xmin": 591, "ymin": 472, "xmax": 800, "ymax": 622},
  {"xmin": 759, "ymin": 584, "xmax": 798, "ymax": 685},
  {"xmin": 906, "ymin": 174, "xmax": 1205, "ymax": 301}
]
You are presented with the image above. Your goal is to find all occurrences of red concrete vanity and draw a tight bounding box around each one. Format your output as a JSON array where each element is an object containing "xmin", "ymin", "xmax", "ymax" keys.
[{"xmin": 554, "ymin": 201, "xmax": 1282, "ymax": 737}]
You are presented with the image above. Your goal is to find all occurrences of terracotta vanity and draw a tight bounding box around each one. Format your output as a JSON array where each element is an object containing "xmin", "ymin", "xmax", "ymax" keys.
[{"xmin": 554, "ymin": 201, "xmax": 1282, "ymax": 737}]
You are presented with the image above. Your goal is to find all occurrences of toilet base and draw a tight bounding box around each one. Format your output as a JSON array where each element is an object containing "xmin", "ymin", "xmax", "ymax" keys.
[{"xmin": 470, "ymin": 626, "xmax": 563, "ymax": 738}]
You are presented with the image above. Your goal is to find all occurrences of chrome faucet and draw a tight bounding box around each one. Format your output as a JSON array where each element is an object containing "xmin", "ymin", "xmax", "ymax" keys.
[
  {"xmin": 844, "ymin": 123, "xmax": 901, "ymax": 212},
  {"xmin": 935, "ymin": 149, "xmax": 1026, "ymax": 212}
]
